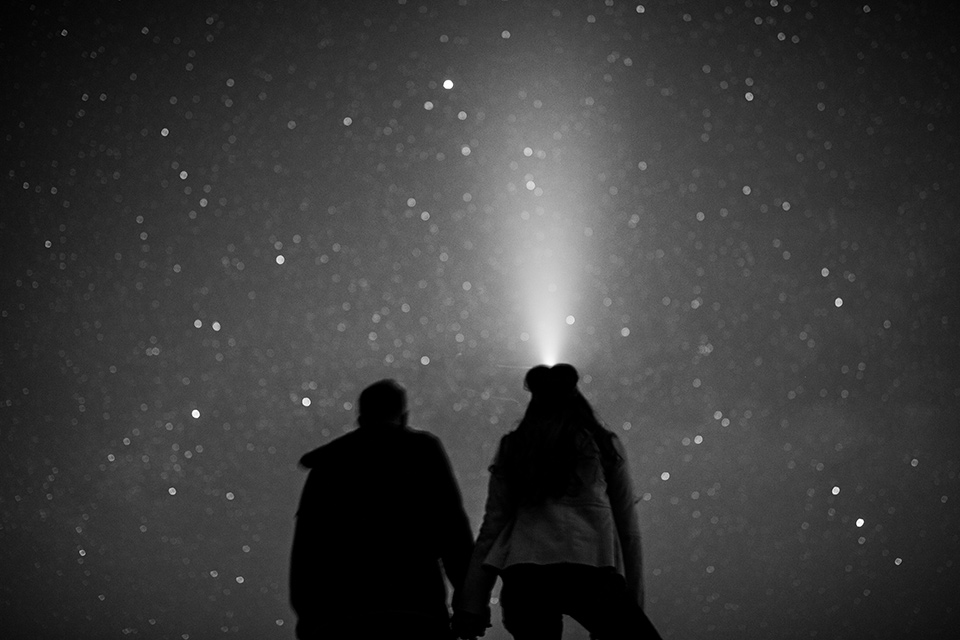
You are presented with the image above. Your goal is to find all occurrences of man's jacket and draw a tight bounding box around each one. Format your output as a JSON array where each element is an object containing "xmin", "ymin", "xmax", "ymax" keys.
[{"xmin": 290, "ymin": 423, "xmax": 473, "ymax": 635}]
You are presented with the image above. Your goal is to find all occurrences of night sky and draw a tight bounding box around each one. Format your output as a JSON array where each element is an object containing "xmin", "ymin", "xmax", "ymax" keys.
[{"xmin": 2, "ymin": 1, "xmax": 958, "ymax": 638}]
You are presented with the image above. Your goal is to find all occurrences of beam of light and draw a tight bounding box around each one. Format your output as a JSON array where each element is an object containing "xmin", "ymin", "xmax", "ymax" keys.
[
  {"xmin": 496, "ymin": 131, "xmax": 591, "ymax": 369},
  {"xmin": 530, "ymin": 286, "xmax": 564, "ymax": 366},
  {"xmin": 510, "ymin": 210, "xmax": 580, "ymax": 368}
]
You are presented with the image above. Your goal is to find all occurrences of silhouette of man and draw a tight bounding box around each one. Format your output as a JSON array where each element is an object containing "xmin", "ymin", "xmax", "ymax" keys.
[{"xmin": 290, "ymin": 379, "xmax": 474, "ymax": 639}]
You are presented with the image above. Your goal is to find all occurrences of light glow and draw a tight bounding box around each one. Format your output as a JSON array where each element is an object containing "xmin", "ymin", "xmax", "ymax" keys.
[
  {"xmin": 509, "ymin": 203, "xmax": 585, "ymax": 365},
  {"xmin": 523, "ymin": 263, "xmax": 569, "ymax": 367},
  {"xmin": 505, "ymin": 142, "xmax": 589, "ymax": 367}
]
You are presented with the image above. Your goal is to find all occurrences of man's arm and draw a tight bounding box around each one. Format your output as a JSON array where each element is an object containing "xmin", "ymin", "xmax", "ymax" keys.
[
  {"xmin": 289, "ymin": 470, "xmax": 324, "ymax": 625},
  {"xmin": 428, "ymin": 435, "xmax": 475, "ymax": 592}
]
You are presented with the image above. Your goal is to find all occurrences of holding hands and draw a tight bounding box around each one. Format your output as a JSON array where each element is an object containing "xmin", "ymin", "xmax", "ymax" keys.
[{"xmin": 451, "ymin": 609, "xmax": 489, "ymax": 640}]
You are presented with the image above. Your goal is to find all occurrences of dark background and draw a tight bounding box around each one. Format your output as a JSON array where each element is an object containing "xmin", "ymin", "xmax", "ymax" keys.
[{"xmin": 1, "ymin": 1, "xmax": 957, "ymax": 638}]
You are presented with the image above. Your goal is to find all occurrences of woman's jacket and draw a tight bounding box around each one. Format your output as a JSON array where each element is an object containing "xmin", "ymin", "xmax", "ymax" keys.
[{"xmin": 455, "ymin": 428, "xmax": 644, "ymax": 620}]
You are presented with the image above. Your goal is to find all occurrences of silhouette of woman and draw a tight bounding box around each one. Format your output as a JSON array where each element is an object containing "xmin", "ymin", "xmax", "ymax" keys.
[{"xmin": 453, "ymin": 364, "xmax": 661, "ymax": 639}]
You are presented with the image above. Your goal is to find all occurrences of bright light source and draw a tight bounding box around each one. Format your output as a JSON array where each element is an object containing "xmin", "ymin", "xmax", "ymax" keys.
[
  {"xmin": 533, "ymin": 315, "xmax": 562, "ymax": 367},
  {"xmin": 511, "ymin": 177, "xmax": 584, "ymax": 366}
]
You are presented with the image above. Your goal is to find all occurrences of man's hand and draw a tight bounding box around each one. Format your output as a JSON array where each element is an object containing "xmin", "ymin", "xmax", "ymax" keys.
[{"xmin": 451, "ymin": 610, "xmax": 489, "ymax": 640}]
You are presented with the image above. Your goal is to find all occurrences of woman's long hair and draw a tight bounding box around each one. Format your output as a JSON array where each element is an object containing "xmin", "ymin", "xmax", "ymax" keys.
[{"xmin": 500, "ymin": 364, "xmax": 622, "ymax": 505}]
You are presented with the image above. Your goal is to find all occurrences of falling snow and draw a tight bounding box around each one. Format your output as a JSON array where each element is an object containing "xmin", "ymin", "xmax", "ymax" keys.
[{"xmin": 1, "ymin": 1, "xmax": 958, "ymax": 639}]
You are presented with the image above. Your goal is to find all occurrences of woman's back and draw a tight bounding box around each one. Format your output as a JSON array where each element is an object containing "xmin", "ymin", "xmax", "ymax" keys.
[
  {"xmin": 482, "ymin": 427, "xmax": 634, "ymax": 573},
  {"xmin": 453, "ymin": 364, "xmax": 652, "ymax": 640},
  {"xmin": 498, "ymin": 364, "xmax": 622, "ymax": 505}
]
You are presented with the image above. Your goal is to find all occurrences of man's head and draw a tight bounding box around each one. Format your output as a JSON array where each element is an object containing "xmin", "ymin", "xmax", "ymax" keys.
[{"xmin": 357, "ymin": 378, "xmax": 408, "ymax": 428}]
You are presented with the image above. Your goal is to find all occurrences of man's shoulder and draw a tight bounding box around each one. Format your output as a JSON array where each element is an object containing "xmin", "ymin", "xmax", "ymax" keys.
[
  {"xmin": 299, "ymin": 426, "xmax": 444, "ymax": 468},
  {"xmin": 394, "ymin": 426, "xmax": 450, "ymax": 459},
  {"xmin": 496, "ymin": 428, "xmax": 522, "ymax": 452},
  {"xmin": 298, "ymin": 429, "xmax": 364, "ymax": 469},
  {"xmin": 402, "ymin": 425, "xmax": 442, "ymax": 445}
]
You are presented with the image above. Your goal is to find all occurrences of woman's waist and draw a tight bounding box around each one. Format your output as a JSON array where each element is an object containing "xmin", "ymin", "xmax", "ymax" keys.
[
  {"xmin": 510, "ymin": 502, "xmax": 617, "ymax": 537},
  {"xmin": 518, "ymin": 495, "xmax": 613, "ymax": 514}
]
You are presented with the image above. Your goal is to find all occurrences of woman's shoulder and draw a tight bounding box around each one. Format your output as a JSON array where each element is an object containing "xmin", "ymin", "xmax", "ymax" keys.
[
  {"xmin": 580, "ymin": 422, "xmax": 620, "ymax": 446},
  {"xmin": 585, "ymin": 425, "xmax": 626, "ymax": 472},
  {"xmin": 603, "ymin": 427, "xmax": 624, "ymax": 446},
  {"xmin": 588, "ymin": 421, "xmax": 620, "ymax": 441}
]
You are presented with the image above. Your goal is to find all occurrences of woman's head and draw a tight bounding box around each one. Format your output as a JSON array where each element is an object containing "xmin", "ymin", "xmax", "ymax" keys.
[
  {"xmin": 505, "ymin": 363, "xmax": 620, "ymax": 504},
  {"xmin": 521, "ymin": 363, "xmax": 604, "ymax": 440},
  {"xmin": 523, "ymin": 363, "xmax": 580, "ymax": 406}
]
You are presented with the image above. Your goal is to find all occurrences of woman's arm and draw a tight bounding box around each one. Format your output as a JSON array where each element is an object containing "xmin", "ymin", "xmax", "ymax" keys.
[{"xmin": 453, "ymin": 438, "xmax": 515, "ymax": 623}]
